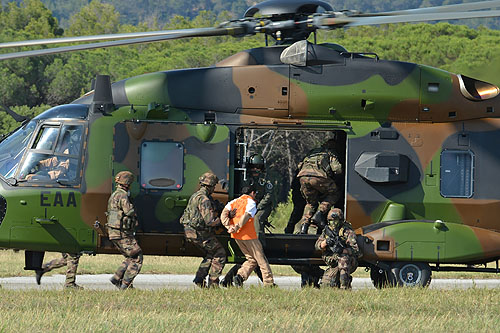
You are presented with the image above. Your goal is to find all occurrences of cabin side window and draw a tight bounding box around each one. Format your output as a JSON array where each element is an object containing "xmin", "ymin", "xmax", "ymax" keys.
[
  {"xmin": 17, "ymin": 123, "xmax": 85, "ymax": 185},
  {"xmin": 440, "ymin": 150, "xmax": 474, "ymax": 198},
  {"xmin": 140, "ymin": 141, "xmax": 184, "ymax": 190}
]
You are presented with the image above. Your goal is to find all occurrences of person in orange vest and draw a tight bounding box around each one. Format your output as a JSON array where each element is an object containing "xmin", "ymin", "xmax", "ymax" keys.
[{"xmin": 221, "ymin": 185, "xmax": 275, "ymax": 287}]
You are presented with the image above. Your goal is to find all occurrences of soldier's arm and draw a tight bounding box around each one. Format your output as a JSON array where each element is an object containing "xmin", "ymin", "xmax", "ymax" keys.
[
  {"xmin": 120, "ymin": 196, "xmax": 136, "ymax": 217},
  {"xmin": 330, "ymin": 156, "xmax": 343, "ymax": 175},
  {"xmin": 199, "ymin": 197, "xmax": 220, "ymax": 227},
  {"xmin": 315, "ymin": 234, "xmax": 327, "ymax": 251},
  {"xmin": 257, "ymin": 191, "xmax": 272, "ymax": 210}
]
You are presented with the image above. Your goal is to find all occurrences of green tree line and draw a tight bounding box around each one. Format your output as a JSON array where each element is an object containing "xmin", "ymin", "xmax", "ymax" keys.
[{"xmin": 0, "ymin": 0, "xmax": 499, "ymax": 134}]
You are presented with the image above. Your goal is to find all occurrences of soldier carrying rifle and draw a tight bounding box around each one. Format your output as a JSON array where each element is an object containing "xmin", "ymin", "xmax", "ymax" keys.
[{"xmin": 315, "ymin": 208, "xmax": 362, "ymax": 289}]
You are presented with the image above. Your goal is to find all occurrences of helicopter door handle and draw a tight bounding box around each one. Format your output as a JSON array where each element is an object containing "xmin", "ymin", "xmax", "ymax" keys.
[{"xmin": 35, "ymin": 216, "xmax": 58, "ymax": 224}]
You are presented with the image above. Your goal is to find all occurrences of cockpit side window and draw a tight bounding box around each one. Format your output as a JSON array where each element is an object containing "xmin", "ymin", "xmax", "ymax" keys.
[
  {"xmin": 0, "ymin": 121, "xmax": 37, "ymax": 179},
  {"xmin": 17, "ymin": 122, "xmax": 85, "ymax": 185},
  {"xmin": 32, "ymin": 125, "xmax": 60, "ymax": 151}
]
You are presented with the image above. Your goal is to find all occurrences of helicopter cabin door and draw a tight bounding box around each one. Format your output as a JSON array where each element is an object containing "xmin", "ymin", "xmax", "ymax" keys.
[{"xmin": 112, "ymin": 121, "xmax": 231, "ymax": 235}]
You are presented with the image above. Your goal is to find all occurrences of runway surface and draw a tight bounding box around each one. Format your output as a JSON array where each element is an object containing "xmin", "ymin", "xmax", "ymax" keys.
[{"xmin": 1, "ymin": 274, "xmax": 500, "ymax": 290}]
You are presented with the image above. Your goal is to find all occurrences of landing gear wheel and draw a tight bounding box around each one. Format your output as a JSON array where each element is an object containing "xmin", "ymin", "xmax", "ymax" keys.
[
  {"xmin": 390, "ymin": 262, "xmax": 432, "ymax": 287},
  {"xmin": 369, "ymin": 266, "xmax": 392, "ymax": 288}
]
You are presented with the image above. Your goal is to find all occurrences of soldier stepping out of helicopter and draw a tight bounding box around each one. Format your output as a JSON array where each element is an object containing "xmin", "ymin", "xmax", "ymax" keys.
[{"xmin": 297, "ymin": 138, "xmax": 343, "ymax": 234}]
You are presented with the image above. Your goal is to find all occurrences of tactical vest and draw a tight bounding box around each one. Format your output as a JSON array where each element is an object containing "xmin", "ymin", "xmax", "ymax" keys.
[
  {"xmin": 106, "ymin": 189, "xmax": 125, "ymax": 229},
  {"xmin": 298, "ymin": 149, "xmax": 336, "ymax": 178},
  {"xmin": 180, "ymin": 189, "xmax": 209, "ymax": 231}
]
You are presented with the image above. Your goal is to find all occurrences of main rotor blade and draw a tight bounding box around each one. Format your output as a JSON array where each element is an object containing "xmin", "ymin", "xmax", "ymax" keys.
[
  {"xmin": 0, "ymin": 27, "xmax": 231, "ymax": 49},
  {"xmin": 319, "ymin": 10, "xmax": 500, "ymax": 28},
  {"xmin": 358, "ymin": 0, "xmax": 500, "ymax": 17},
  {"xmin": 0, "ymin": 26, "xmax": 246, "ymax": 61}
]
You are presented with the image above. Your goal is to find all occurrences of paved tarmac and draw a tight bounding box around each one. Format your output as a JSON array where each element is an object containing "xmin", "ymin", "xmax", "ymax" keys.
[{"xmin": 1, "ymin": 274, "xmax": 500, "ymax": 290}]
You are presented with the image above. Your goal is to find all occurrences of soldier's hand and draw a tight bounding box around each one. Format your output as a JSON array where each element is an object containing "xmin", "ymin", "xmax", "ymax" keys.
[
  {"xmin": 228, "ymin": 208, "xmax": 237, "ymax": 219},
  {"xmin": 326, "ymin": 237, "xmax": 336, "ymax": 247}
]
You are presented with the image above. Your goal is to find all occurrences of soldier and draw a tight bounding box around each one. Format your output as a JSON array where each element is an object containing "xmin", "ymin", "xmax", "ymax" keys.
[
  {"xmin": 244, "ymin": 154, "xmax": 276, "ymax": 235},
  {"xmin": 180, "ymin": 172, "xmax": 226, "ymax": 288},
  {"xmin": 35, "ymin": 253, "xmax": 82, "ymax": 289},
  {"xmin": 315, "ymin": 208, "xmax": 362, "ymax": 289},
  {"xmin": 297, "ymin": 138, "xmax": 342, "ymax": 234},
  {"xmin": 107, "ymin": 170, "xmax": 143, "ymax": 290}
]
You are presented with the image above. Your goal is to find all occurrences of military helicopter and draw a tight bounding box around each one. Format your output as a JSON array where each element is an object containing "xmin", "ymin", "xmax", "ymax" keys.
[{"xmin": 1, "ymin": 0, "xmax": 500, "ymax": 288}]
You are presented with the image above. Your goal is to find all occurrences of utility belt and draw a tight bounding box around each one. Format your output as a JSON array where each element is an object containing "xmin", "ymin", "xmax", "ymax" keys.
[
  {"xmin": 183, "ymin": 221, "xmax": 211, "ymax": 233},
  {"xmin": 183, "ymin": 225, "xmax": 213, "ymax": 241}
]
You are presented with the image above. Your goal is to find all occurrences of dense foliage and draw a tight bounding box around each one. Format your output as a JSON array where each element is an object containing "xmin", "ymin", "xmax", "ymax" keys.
[{"xmin": 0, "ymin": 0, "xmax": 499, "ymax": 134}]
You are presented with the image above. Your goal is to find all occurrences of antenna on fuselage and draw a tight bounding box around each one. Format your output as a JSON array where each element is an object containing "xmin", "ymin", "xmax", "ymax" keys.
[
  {"xmin": 0, "ymin": 103, "xmax": 28, "ymax": 123},
  {"xmin": 90, "ymin": 74, "xmax": 114, "ymax": 115}
]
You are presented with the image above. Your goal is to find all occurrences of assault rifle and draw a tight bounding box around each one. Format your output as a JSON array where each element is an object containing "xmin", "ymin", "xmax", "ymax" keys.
[
  {"xmin": 323, "ymin": 226, "xmax": 345, "ymax": 255},
  {"xmin": 316, "ymin": 218, "xmax": 345, "ymax": 255}
]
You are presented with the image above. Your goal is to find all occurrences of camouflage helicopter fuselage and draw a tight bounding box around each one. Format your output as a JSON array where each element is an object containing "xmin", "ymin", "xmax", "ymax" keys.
[{"xmin": 1, "ymin": 42, "xmax": 500, "ymax": 274}]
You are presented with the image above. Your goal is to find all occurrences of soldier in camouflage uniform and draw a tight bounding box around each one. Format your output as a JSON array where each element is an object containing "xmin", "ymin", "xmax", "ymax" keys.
[
  {"xmin": 297, "ymin": 139, "xmax": 342, "ymax": 234},
  {"xmin": 107, "ymin": 170, "xmax": 143, "ymax": 290},
  {"xmin": 315, "ymin": 208, "xmax": 362, "ymax": 289},
  {"xmin": 180, "ymin": 172, "xmax": 226, "ymax": 288},
  {"xmin": 35, "ymin": 253, "xmax": 82, "ymax": 289}
]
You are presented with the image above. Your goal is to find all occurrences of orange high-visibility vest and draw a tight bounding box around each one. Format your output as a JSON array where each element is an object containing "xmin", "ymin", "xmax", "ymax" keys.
[{"xmin": 228, "ymin": 194, "xmax": 257, "ymax": 240}]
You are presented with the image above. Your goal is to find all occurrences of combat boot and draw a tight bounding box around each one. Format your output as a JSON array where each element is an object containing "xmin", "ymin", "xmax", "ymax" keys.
[
  {"xmin": 64, "ymin": 283, "xmax": 84, "ymax": 290},
  {"xmin": 207, "ymin": 278, "xmax": 220, "ymax": 288},
  {"xmin": 110, "ymin": 276, "xmax": 121, "ymax": 289},
  {"xmin": 300, "ymin": 222, "xmax": 310, "ymax": 234},
  {"xmin": 35, "ymin": 269, "xmax": 45, "ymax": 285},
  {"xmin": 233, "ymin": 274, "xmax": 244, "ymax": 287},
  {"xmin": 311, "ymin": 210, "xmax": 327, "ymax": 231},
  {"xmin": 120, "ymin": 282, "xmax": 134, "ymax": 290},
  {"xmin": 193, "ymin": 276, "xmax": 207, "ymax": 288}
]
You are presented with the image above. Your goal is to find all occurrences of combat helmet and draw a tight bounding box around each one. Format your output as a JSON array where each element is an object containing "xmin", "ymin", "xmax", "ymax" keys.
[
  {"xmin": 327, "ymin": 207, "xmax": 344, "ymax": 225},
  {"xmin": 199, "ymin": 172, "xmax": 219, "ymax": 187},
  {"xmin": 115, "ymin": 171, "xmax": 134, "ymax": 186},
  {"xmin": 248, "ymin": 153, "xmax": 265, "ymax": 169}
]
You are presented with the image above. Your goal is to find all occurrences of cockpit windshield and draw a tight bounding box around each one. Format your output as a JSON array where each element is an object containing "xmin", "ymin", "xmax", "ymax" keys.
[{"xmin": 0, "ymin": 121, "xmax": 37, "ymax": 178}]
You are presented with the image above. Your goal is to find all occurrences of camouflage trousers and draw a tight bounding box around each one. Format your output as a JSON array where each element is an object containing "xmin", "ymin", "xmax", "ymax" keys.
[
  {"xmin": 321, "ymin": 254, "xmax": 358, "ymax": 289},
  {"xmin": 184, "ymin": 227, "xmax": 226, "ymax": 285},
  {"xmin": 299, "ymin": 176, "xmax": 340, "ymax": 226},
  {"xmin": 111, "ymin": 236, "xmax": 143, "ymax": 287},
  {"xmin": 42, "ymin": 252, "xmax": 81, "ymax": 286}
]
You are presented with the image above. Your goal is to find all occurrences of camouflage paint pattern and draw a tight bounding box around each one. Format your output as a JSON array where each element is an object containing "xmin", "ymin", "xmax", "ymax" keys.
[{"xmin": 0, "ymin": 42, "xmax": 500, "ymax": 271}]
